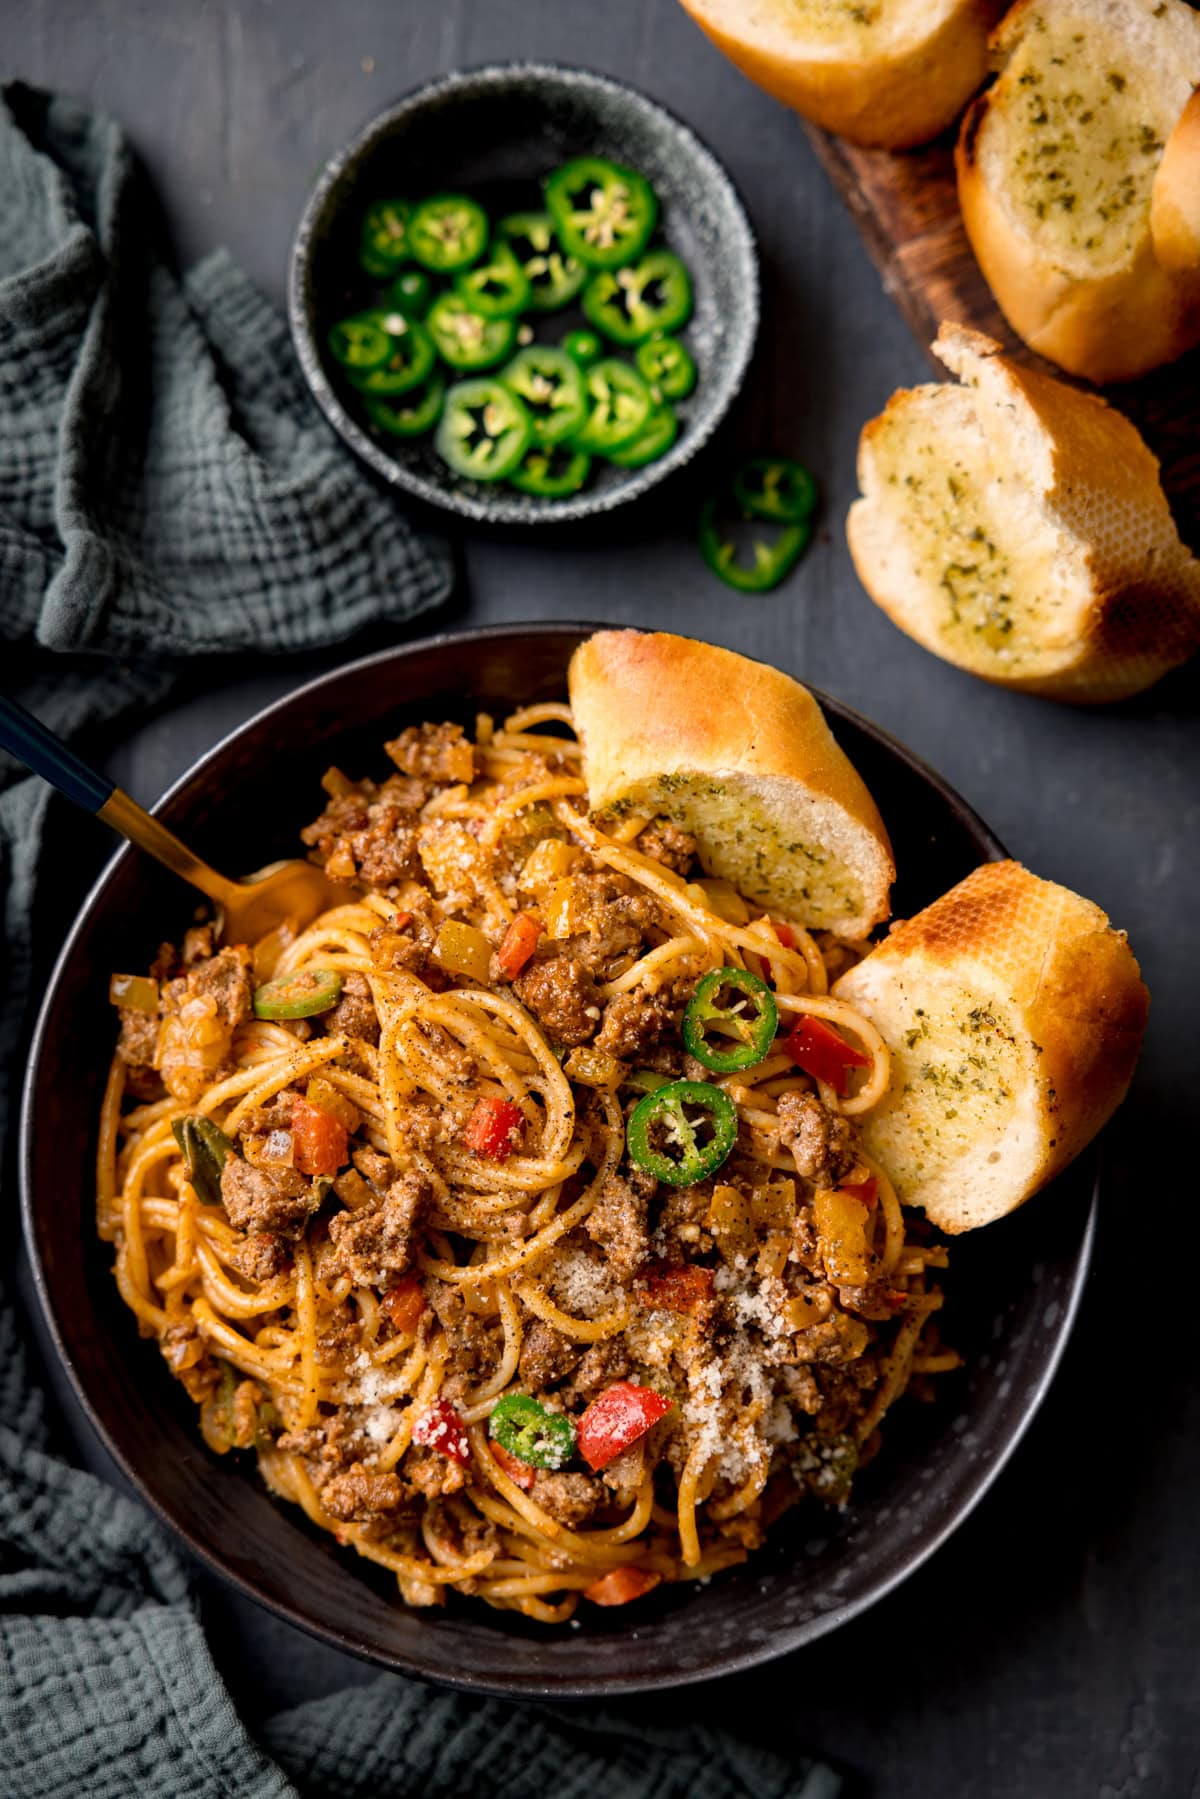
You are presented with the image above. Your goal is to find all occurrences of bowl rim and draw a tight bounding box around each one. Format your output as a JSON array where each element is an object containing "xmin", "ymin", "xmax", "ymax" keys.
[
  {"xmin": 287, "ymin": 60, "xmax": 761, "ymax": 525},
  {"xmin": 19, "ymin": 622, "xmax": 1097, "ymax": 1696}
]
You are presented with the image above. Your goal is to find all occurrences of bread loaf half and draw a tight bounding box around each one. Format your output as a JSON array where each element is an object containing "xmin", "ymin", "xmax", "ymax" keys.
[
  {"xmin": 832, "ymin": 860, "xmax": 1148, "ymax": 1232},
  {"xmin": 568, "ymin": 630, "xmax": 895, "ymax": 937},
  {"xmin": 956, "ymin": 0, "xmax": 1200, "ymax": 382},
  {"xmin": 846, "ymin": 323, "xmax": 1200, "ymax": 702},
  {"xmin": 675, "ymin": 0, "xmax": 1003, "ymax": 148}
]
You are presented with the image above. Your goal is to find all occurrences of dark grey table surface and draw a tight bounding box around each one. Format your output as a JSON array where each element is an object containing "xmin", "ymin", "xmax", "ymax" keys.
[{"xmin": 12, "ymin": 2, "xmax": 1200, "ymax": 1794}]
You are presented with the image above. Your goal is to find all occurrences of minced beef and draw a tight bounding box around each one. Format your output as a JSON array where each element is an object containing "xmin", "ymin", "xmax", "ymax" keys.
[
  {"xmin": 385, "ymin": 722, "xmax": 475, "ymax": 786},
  {"xmin": 513, "ymin": 957, "xmax": 600, "ymax": 1046},
  {"xmin": 325, "ymin": 1172, "xmax": 431, "ymax": 1285},
  {"xmin": 594, "ymin": 986, "xmax": 678, "ymax": 1058},
  {"xmin": 518, "ymin": 1320, "xmax": 581, "ymax": 1388},
  {"xmin": 404, "ymin": 1444, "xmax": 466, "ymax": 1499},
  {"xmin": 776, "ymin": 1092, "xmax": 854, "ymax": 1184},
  {"xmin": 232, "ymin": 1230, "xmax": 292, "ymax": 1283},
  {"xmin": 220, "ymin": 1158, "xmax": 316, "ymax": 1236},
  {"xmin": 528, "ymin": 1470, "xmax": 605, "ymax": 1526},
  {"xmin": 584, "ymin": 1173, "xmax": 648, "ymax": 1278},
  {"xmin": 320, "ymin": 1465, "xmax": 408, "ymax": 1524},
  {"xmin": 636, "ymin": 819, "xmax": 698, "ymax": 873},
  {"xmin": 190, "ymin": 946, "xmax": 253, "ymax": 1031},
  {"xmin": 115, "ymin": 1006, "xmax": 159, "ymax": 1072},
  {"xmin": 559, "ymin": 1339, "xmax": 631, "ymax": 1408},
  {"xmin": 323, "ymin": 970, "xmax": 380, "ymax": 1045}
]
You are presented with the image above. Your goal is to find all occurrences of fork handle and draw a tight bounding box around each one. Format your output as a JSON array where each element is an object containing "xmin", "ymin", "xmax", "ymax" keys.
[{"xmin": 0, "ymin": 695, "xmax": 114, "ymax": 812}]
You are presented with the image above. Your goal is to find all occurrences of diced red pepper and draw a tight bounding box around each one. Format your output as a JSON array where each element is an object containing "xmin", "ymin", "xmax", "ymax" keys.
[
  {"xmin": 291, "ymin": 1093, "xmax": 348, "ymax": 1177},
  {"xmin": 839, "ymin": 1175, "xmax": 878, "ymax": 1211},
  {"xmin": 636, "ymin": 1261, "xmax": 714, "ymax": 1315},
  {"xmin": 578, "ymin": 1381, "xmax": 673, "ymax": 1472},
  {"xmin": 771, "ymin": 921, "xmax": 796, "ymax": 949},
  {"xmin": 584, "ymin": 1565, "xmax": 662, "ymax": 1607},
  {"xmin": 412, "ymin": 1397, "xmax": 470, "ymax": 1466},
  {"xmin": 463, "ymin": 1094, "xmax": 524, "ymax": 1160},
  {"xmin": 784, "ymin": 1015, "xmax": 871, "ymax": 1096},
  {"xmin": 496, "ymin": 912, "xmax": 540, "ymax": 979},
  {"xmin": 382, "ymin": 1274, "xmax": 425, "ymax": 1335},
  {"xmin": 391, "ymin": 911, "xmax": 413, "ymax": 931},
  {"xmin": 884, "ymin": 1289, "xmax": 908, "ymax": 1311},
  {"xmin": 489, "ymin": 1438, "xmax": 536, "ymax": 1490}
]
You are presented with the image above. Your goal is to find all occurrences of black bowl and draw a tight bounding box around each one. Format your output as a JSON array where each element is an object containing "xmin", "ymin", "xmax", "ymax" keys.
[
  {"xmin": 288, "ymin": 64, "xmax": 759, "ymax": 525},
  {"xmin": 20, "ymin": 624, "xmax": 1095, "ymax": 1697}
]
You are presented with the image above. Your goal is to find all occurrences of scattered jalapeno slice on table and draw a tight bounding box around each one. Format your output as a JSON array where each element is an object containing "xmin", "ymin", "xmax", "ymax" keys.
[
  {"xmin": 408, "ymin": 193, "xmax": 489, "ymax": 272},
  {"xmin": 682, "ymin": 967, "xmax": 779, "ymax": 1073},
  {"xmin": 346, "ymin": 315, "xmax": 436, "ymax": 395},
  {"xmin": 626, "ymin": 1079, "xmax": 738, "ymax": 1187},
  {"xmin": 508, "ymin": 443, "xmax": 592, "ymax": 497},
  {"xmin": 733, "ymin": 456, "xmax": 818, "ymax": 524},
  {"xmin": 436, "ymin": 378, "xmax": 532, "ymax": 481},
  {"xmin": 501, "ymin": 345, "xmax": 587, "ymax": 445},
  {"xmin": 488, "ymin": 1393, "xmax": 577, "ymax": 1470},
  {"xmin": 573, "ymin": 358, "xmax": 653, "ymax": 454},
  {"xmin": 635, "ymin": 334, "xmax": 697, "ymax": 400},
  {"xmin": 698, "ymin": 497, "xmax": 810, "ymax": 593},
  {"xmin": 454, "ymin": 240, "xmax": 532, "ymax": 319},
  {"xmin": 253, "ymin": 968, "xmax": 343, "ymax": 1020},
  {"xmin": 359, "ymin": 199, "xmax": 411, "ymax": 277},
  {"xmin": 385, "ymin": 268, "xmax": 433, "ymax": 319},
  {"xmin": 426, "ymin": 293, "xmax": 517, "ymax": 370},
  {"xmin": 365, "ymin": 374, "xmax": 446, "ymax": 437},
  {"xmin": 562, "ymin": 328, "xmax": 603, "ymax": 369},
  {"xmin": 496, "ymin": 211, "xmax": 586, "ymax": 310},
  {"xmin": 607, "ymin": 405, "xmax": 678, "ymax": 468},
  {"xmin": 545, "ymin": 156, "xmax": 659, "ymax": 269},
  {"xmin": 582, "ymin": 249, "xmax": 693, "ymax": 346}
]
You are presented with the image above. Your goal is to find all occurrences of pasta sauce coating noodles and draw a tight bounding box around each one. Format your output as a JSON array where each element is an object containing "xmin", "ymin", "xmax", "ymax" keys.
[{"xmin": 98, "ymin": 703, "xmax": 958, "ymax": 1622}]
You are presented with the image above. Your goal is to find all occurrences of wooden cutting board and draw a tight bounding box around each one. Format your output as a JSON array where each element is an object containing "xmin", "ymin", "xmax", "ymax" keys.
[{"xmin": 805, "ymin": 126, "xmax": 1200, "ymax": 554}]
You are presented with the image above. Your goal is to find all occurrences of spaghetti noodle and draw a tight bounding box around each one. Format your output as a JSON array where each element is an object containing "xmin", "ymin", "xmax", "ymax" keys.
[{"xmin": 99, "ymin": 703, "xmax": 959, "ymax": 1621}]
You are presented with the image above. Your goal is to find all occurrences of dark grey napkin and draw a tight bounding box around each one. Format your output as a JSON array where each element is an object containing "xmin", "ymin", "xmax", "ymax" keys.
[{"xmin": 0, "ymin": 82, "xmax": 840, "ymax": 1799}]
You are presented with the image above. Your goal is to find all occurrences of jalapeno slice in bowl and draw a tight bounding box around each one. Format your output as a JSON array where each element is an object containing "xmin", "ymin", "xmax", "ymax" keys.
[
  {"xmin": 501, "ymin": 346, "xmax": 587, "ymax": 446},
  {"xmin": 635, "ymin": 334, "xmax": 697, "ymax": 400},
  {"xmin": 606, "ymin": 404, "xmax": 678, "ymax": 468},
  {"xmin": 562, "ymin": 329, "xmax": 603, "ymax": 369},
  {"xmin": 365, "ymin": 373, "xmax": 445, "ymax": 437},
  {"xmin": 327, "ymin": 312, "xmax": 391, "ymax": 372},
  {"xmin": 544, "ymin": 157, "xmax": 658, "ymax": 270},
  {"xmin": 573, "ymin": 358, "xmax": 653, "ymax": 454},
  {"xmin": 496, "ymin": 211, "xmax": 586, "ymax": 311},
  {"xmin": 454, "ymin": 241, "xmax": 532, "ymax": 319},
  {"xmin": 436, "ymin": 378, "xmax": 532, "ymax": 481},
  {"xmin": 626, "ymin": 1079, "xmax": 738, "ymax": 1187},
  {"xmin": 408, "ymin": 193, "xmax": 489, "ymax": 272},
  {"xmin": 359, "ymin": 199, "xmax": 411, "ymax": 277},
  {"xmin": 385, "ymin": 268, "xmax": 433, "ymax": 320},
  {"xmin": 427, "ymin": 294, "xmax": 517, "ymax": 371},
  {"xmin": 582, "ymin": 250, "xmax": 693, "ymax": 346},
  {"xmin": 508, "ymin": 443, "xmax": 592, "ymax": 497},
  {"xmin": 346, "ymin": 315, "xmax": 436, "ymax": 395}
]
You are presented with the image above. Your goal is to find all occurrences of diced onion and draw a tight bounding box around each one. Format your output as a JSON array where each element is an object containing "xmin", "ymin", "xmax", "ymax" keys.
[{"xmin": 109, "ymin": 973, "xmax": 159, "ymax": 1013}]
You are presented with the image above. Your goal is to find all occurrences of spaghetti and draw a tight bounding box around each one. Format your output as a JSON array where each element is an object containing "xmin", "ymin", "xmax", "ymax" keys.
[{"xmin": 99, "ymin": 703, "xmax": 959, "ymax": 1621}]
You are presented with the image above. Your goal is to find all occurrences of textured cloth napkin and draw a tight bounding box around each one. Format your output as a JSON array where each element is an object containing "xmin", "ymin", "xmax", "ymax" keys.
[{"xmin": 0, "ymin": 83, "xmax": 840, "ymax": 1799}]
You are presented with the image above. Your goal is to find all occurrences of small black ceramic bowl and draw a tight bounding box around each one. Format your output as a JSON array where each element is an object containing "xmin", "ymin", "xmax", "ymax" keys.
[
  {"xmin": 21, "ymin": 625, "xmax": 1095, "ymax": 1697},
  {"xmin": 288, "ymin": 65, "xmax": 759, "ymax": 524}
]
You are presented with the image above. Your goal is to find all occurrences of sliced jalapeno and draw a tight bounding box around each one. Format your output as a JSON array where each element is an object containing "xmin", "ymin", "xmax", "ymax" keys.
[
  {"xmin": 328, "ymin": 312, "xmax": 391, "ymax": 372},
  {"xmin": 359, "ymin": 199, "xmax": 412, "ymax": 277},
  {"xmin": 733, "ymin": 457, "xmax": 818, "ymax": 525},
  {"xmin": 682, "ymin": 967, "xmax": 779, "ymax": 1073},
  {"xmin": 635, "ymin": 335, "xmax": 697, "ymax": 400},
  {"xmin": 698, "ymin": 493, "xmax": 812, "ymax": 593},
  {"xmin": 346, "ymin": 315, "xmax": 435, "ymax": 395},
  {"xmin": 253, "ymin": 968, "xmax": 343, "ymax": 1020},
  {"xmin": 544, "ymin": 157, "xmax": 658, "ymax": 270},
  {"xmin": 385, "ymin": 268, "xmax": 433, "ymax": 320},
  {"xmin": 501, "ymin": 346, "xmax": 587, "ymax": 446},
  {"xmin": 573, "ymin": 358, "xmax": 652, "ymax": 455},
  {"xmin": 365, "ymin": 373, "xmax": 445, "ymax": 437},
  {"xmin": 582, "ymin": 250, "xmax": 693, "ymax": 346},
  {"xmin": 436, "ymin": 377, "xmax": 532, "ymax": 482},
  {"xmin": 508, "ymin": 442, "xmax": 592, "ymax": 498},
  {"xmin": 427, "ymin": 293, "xmax": 517, "ymax": 371},
  {"xmin": 606, "ymin": 404, "xmax": 678, "ymax": 468},
  {"xmin": 408, "ymin": 193, "xmax": 489, "ymax": 272},
  {"xmin": 488, "ymin": 1393, "xmax": 576, "ymax": 1470},
  {"xmin": 496, "ymin": 211, "xmax": 586, "ymax": 310},
  {"xmin": 454, "ymin": 240, "xmax": 532, "ymax": 319},
  {"xmin": 172, "ymin": 1115, "xmax": 235, "ymax": 1207},
  {"xmin": 562, "ymin": 328, "xmax": 603, "ymax": 369},
  {"xmin": 626, "ymin": 1079, "xmax": 738, "ymax": 1188}
]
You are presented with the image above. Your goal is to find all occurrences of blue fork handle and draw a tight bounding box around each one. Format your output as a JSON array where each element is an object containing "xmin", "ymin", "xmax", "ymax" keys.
[{"xmin": 0, "ymin": 695, "xmax": 116, "ymax": 814}]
